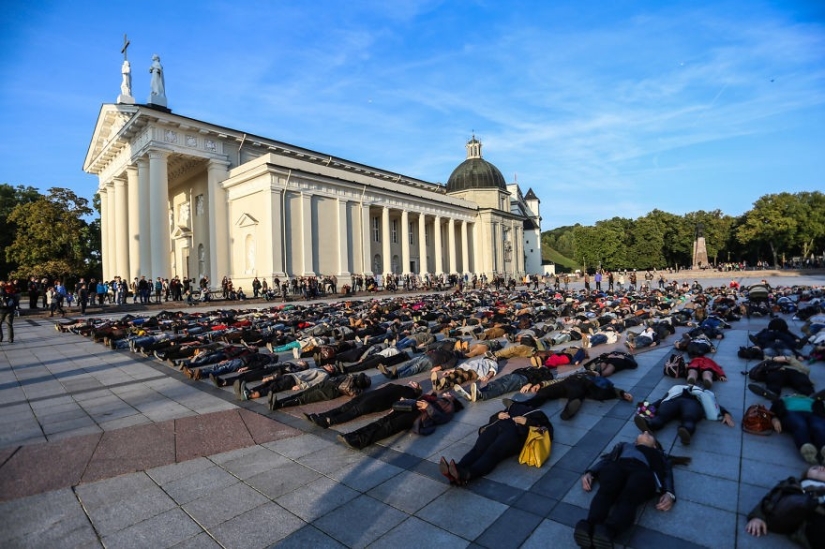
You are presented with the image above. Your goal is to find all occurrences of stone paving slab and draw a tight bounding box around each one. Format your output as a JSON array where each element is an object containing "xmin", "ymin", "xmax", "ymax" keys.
[{"xmin": 0, "ymin": 275, "xmax": 824, "ymax": 548}]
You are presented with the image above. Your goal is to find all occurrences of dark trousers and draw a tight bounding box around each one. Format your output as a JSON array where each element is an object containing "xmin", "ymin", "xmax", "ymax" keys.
[
  {"xmin": 588, "ymin": 459, "xmax": 657, "ymax": 536},
  {"xmin": 341, "ymin": 351, "xmax": 408, "ymax": 374},
  {"xmin": 530, "ymin": 376, "xmax": 588, "ymax": 416},
  {"xmin": 458, "ymin": 419, "xmax": 524, "ymax": 479},
  {"xmin": 344, "ymin": 410, "xmax": 419, "ymax": 448},
  {"xmin": 765, "ymin": 369, "xmax": 814, "ymax": 397},
  {"xmin": 321, "ymin": 384, "xmax": 418, "ymax": 425},
  {"xmin": 0, "ymin": 309, "xmax": 13, "ymax": 342},
  {"xmin": 648, "ymin": 397, "xmax": 704, "ymax": 434},
  {"xmin": 782, "ymin": 411, "xmax": 825, "ymax": 450},
  {"xmin": 279, "ymin": 380, "xmax": 340, "ymax": 407}
]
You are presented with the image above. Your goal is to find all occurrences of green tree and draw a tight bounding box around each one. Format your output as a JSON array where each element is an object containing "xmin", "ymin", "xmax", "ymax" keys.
[
  {"xmin": 736, "ymin": 192, "xmax": 804, "ymax": 267},
  {"xmin": 0, "ymin": 183, "xmax": 41, "ymax": 277},
  {"xmin": 6, "ymin": 187, "xmax": 95, "ymax": 279}
]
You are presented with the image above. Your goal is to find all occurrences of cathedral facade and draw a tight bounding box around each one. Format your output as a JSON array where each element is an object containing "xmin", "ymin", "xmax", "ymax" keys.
[{"xmin": 84, "ymin": 68, "xmax": 542, "ymax": 290}]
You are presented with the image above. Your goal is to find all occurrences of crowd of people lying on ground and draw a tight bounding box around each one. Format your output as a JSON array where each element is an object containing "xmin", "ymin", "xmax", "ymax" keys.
[{"xmin": 54, "ymin": 279, "xmax": 825, "ymax": 549}]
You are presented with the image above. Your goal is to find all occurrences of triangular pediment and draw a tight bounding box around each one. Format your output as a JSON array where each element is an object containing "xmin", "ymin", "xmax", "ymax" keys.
[
  {"xmin": 172, "ymin": 227, "xmax": 193, "ymax": 239},
  {"xmin": 83, "ymin": 104, "xmax": 140, "ymax": 174},
  {"xmin": 235, "ymin": 213, "xmax": 259, "ymax": 228}
]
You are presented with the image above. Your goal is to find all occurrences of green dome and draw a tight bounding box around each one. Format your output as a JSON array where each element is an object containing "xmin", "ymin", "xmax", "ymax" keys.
[{"xmin": 446, "ymin": 137, "xmax": 507, "ymax": 193}]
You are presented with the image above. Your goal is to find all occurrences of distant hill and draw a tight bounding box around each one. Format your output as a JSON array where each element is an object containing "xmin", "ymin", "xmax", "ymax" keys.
[{"xmin": 542, "ymin": 243, "xmax": 578, "ymax": 273}]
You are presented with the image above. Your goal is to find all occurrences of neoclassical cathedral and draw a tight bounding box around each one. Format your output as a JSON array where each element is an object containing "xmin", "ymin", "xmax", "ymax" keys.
[{"xmin": 84, "ymin": 55, "xmax": 543, "ymax": 290}]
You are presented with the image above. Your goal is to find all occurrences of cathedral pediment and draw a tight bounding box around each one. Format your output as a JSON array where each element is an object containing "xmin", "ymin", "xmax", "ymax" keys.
[{"xmin": 83, "ymin": 104, "xmax": 139, "ymax": 174}]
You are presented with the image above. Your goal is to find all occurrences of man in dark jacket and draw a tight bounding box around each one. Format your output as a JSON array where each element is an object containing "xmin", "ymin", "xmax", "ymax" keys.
[
  {"xmin": 337, "ymin": 392, "xmax": 463, "ymax": 449},
  {"xmin": 305, "ymin": 381, "xmax": 423, "ymax": 428}
]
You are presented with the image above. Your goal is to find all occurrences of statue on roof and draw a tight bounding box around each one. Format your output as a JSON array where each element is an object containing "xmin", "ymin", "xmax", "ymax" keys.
[{"xmin": 148, "ymin": 54, "xmax": 167, "ymax": 107}]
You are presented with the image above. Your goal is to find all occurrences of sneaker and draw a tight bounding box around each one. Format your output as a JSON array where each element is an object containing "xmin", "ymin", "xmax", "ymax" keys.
[
  {"xmin": 801, "ymin": 443, "xmax": 818, "ymax": 464},
  {"xmin": 470, "ymin": 382, "xmax": 478, "ymax": 402},
  {"xmin": 677, "ymin": 427, "xmax": 692, "ymax": 445},
  {"xmin": 292, "ymin": 347, "xmax": 301, "ymax": 359},
  {"xmin": 210, "ymin": 374, "xmax": 222, "ymax": 387},
  {"xmin": 430, "ymin": 370, "xmax": 439, "ymax": 385},
  {"xmin": 748, "ymin": 383, "xmax": 779, "ymax": 401},
  {"xmin": 453, "ymin": 384, "xmax": 472, "ymax": 401},
  {"xmin": 378, "ymin": 364, "xmax": 392, "ymax": 378},
  {"xmin": 634, "ymin": 415, "xmax": 651, "ymax": 432}
]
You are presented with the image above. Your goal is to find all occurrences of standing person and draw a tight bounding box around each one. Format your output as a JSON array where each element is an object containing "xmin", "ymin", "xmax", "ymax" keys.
[
  {"xmin": 78, "ymin": 283, "xmax": 88, "ymax": 315},
  {"xmin": 575, "ymin": 431, "xmax": 689, "ymax": 549},
  {"xmin": 0, "ymin": 281, "xmax": 15, "ymax": 344},
  {"xmin": 27, "ymin": 276, "xmax": 39, "ymax": 310}
]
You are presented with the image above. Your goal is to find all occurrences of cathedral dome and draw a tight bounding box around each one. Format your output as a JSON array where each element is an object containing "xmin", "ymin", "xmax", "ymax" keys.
[{"xmin": 446, "ymin": 137, "xmax": 507, "ymax": 193}]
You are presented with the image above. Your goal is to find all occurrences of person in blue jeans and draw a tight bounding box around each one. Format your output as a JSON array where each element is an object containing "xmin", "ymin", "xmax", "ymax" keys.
[
  {"xmin": 453, "ymin": 365, "xmax": 556, "ymax": 402},
  {"xmin": 380, "ymin": 348, "xmax": 459, "ymax": 380}
]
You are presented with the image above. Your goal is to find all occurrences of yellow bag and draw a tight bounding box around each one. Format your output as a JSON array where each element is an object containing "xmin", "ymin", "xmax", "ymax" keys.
[{"xmin": 519, "ymin": 426, "xmax": 552, "ymax": 467}]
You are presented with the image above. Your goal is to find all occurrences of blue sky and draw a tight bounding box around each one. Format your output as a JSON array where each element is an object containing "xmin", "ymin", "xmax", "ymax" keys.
[{"xmin": 1, "ymin": 0, "xmax": 823, "ymax": 229}]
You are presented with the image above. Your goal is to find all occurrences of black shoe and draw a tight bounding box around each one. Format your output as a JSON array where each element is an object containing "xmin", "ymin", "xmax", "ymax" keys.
[
  {"xmin": 337, "ymin": 434, "xmax": 359, "ymax": 450},
  {"xmin": 560, "ymin": 399, "xmax": 582, "ymax": 420},
  {"xmin": 634, "ymin": 414, "xmax": 651, "ymax": 432},
  {"xmin": 748, "ymin": 334, "xmax": 759, "ymax": 345},
  {"xmin": 210, "ymin": 374, "xmax": 222, "ymax": 388},
  {"xmin": 748, "ymin": 383, "xmax": 779, "ymax": 401},
  {"xmin": 591, "ymin": 523, "xmax": 614, "ymax": 549},
  {"xmin": 378, "ymin": 364, "xmax": 392, "ymax": 378},
  {"xmin": 573, "ymin": 519, "xmax": 593, "ymax": 548}
]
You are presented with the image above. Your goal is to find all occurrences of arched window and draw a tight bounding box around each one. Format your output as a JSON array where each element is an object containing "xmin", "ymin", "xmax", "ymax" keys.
[{"xmin": 391, "ymin": 255, "xmax": 400, "ymax": 274}]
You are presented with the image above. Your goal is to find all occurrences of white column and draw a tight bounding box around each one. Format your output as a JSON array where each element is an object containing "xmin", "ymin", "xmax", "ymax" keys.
[
  {"xmin": 337, "ymin": 198, "xmax": 350, "ymax": 275},
  {"xmin": 360, "ymin": 203, "xmax": 372, "ymax": 274},
  {"xmin": 126, "ymin": 166, "xmax": 140, "ymax": 281},
  {"xmin": 106, "ymin": 181, "xmax": 116, "ymax": 279},
  {"xmin": 148, "ymin": 150, "xmax": 171, "ymax": 278},
  {"xmin": 381, "ymin": 206, "xmax": 391, "ymax": 275},
  {"xmin": 461, "ymin": 220, "xmax": 469, "ymax": 275},
  {"xmin": 433, "ymin": 215, "xmax": 442, "ymax": 275},
  {"xmin": 207, "ymin": 160, "xmax": 230, "ymax": 288},
  {"xmin": 418, "ymin": 213, "xmax": 427, "ymax": 275},
  {"xmin": 448, "ymin": 217, "xmax": 456, "ymax": 275},
  {"xmin": 99, "ymin": 185, "xmax": 110, "ymax": 280},
  {"xmin": 269, "ymin": 186, "xmax": 285, "ymax": 277},
  {"xmin": 400, "ymin": 209, "xmax": 410, "ymax": 274},
  {"xmin": 137, "ymin": 158, "xmax": 152, "ymax": 277},
  {"xmin": 301, "ymin": 192, "xmax": 314, "ymax": 275},
  {"xmin": 114, "ymin": 176, "xmax": 129, "ymax": 279}
]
